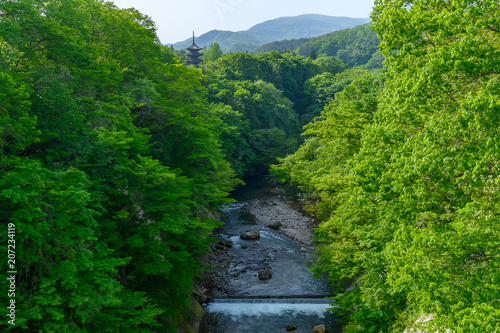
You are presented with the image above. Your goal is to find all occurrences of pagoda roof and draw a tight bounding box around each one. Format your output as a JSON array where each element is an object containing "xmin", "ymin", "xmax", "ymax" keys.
[{"xmin": 186, "ymin": 43, "xmax": 203, "ymax": 51}]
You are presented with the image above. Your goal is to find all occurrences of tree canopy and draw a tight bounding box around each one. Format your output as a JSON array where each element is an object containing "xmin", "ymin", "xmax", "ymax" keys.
[
  {"xmin": 0, "ymin": 1, "xmax": 236, "ymax": 331},
  {"xmin": 201, "ymin": 51, "xmax": 351, "ymax": 175},
  {"xmin": 296, "ymin": 23, "xmax": 383, "ymax": 68},
  {"xmin": 203, "ymin": 42, "xmax": 224, "ymax": 62},
  {"xmin": 5, "ymin": 0, "xmax": 496, "ymax": 332},
  {"xmin": 273, "ymin": 0, "xmax": 500, "ymax": 331}
]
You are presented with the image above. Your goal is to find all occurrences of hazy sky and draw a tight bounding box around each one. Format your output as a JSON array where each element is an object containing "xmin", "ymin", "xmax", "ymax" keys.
[{"xmin": 110, "ymin": 0, "xmax": 375, "ymax": 44}]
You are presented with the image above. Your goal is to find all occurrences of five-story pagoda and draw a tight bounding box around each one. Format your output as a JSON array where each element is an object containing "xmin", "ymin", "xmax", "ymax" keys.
[{"xmin": 185, "ymin": 31, "xmax": 203, "ymax": 67}]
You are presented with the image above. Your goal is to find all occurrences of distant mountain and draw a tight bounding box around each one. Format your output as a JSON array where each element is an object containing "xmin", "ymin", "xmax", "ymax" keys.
[{"xmin": 171, "ymin": 14, "xmax": 370, "ymax": 53}]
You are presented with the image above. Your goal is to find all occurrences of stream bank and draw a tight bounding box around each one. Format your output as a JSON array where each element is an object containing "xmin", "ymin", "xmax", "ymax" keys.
[{"xmin": 199, "ymin": 176, "xmax": 341, "ymax": 332}]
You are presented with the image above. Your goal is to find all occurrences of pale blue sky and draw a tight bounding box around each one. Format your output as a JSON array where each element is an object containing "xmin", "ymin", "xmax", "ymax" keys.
[{"xmin": 110, "ymin": 0, "xmax": 375, "ymax": 44}]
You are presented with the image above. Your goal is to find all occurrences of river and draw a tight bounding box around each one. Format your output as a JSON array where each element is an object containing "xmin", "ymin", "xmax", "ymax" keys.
[{"xmin": 199, "ymin": 176, "xmax": 342, "ymax": 333}]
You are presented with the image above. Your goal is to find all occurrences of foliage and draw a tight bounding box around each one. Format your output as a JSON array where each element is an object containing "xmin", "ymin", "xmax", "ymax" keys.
[
  {"xmin": 0, "ymin": 0, "xmax": 236, "ymax": 331},
  {"xmin": 309, "ymin": 50, "xmax": 317, "ymax": 60},
  {"xmin": 272, "ymin": 70, "xmax": 384, "ymax": 213},
  {"xmin": 254, "ymin": 37, "xmax": 315, "ymax": 54},
  {"xmin": 302, "ymin": 67, "xmax": 371, "ymax": 122},
  {"xmin": 203, "ymin": 50, "xmax": 351, "ymax": 174},
  {"xmin": 204, "ymin": 51, "xmax": 346, "ymax": 113},
  {"xmin": 274, "ymin": 0, "xmax": 500, "ymax": 331},
  {"xmin": 203, "ymin": 42, "xmax": 224, "ymax": 62},
  {"xmin": 206, "ymin": 78, "xmax": 299, "ymax": 174},
  {"xmin": 296, "ymin": 23, "xmax": 383, "ymax": 68},
  {"xmin": 364, "ymin": 0, "xmax": 500, "ymax": 330},
  {"xmin": 312, "ymin": 54, "xmax": 348, "ymax": 75}
]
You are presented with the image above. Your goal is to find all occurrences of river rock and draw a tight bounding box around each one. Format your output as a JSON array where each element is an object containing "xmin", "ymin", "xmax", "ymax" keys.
[
  {"xmin": 220, "ymin": 240, "xmax": 233, "ymax": 248},
  {"xmin": 267, "ymin": 221, "xmax": 283, "ymax": 229},
  {"xmin": 215, "ymin": 244, "xmax": 228, "ymax": 251},
  {"xmin": 192, "ymin": 284, "xmax": 208, "ymax": 303},
  {"xmin": 285, "ymin": 325, "xmax": 299, "ymax": 331},
  {"xmin": 241, "ymin": 244, "xmax": 248, "ymax": 249},
  {"xmin": 240, "ymin": 231, "xmax": 260, "ymax": 240},
  {"xmin": 312, "ymin": 324, "xmax": 326, "ymax": 333},
  {"xmin": 258, "ymin": 269, "xmax": 272, "ymax": 280}
]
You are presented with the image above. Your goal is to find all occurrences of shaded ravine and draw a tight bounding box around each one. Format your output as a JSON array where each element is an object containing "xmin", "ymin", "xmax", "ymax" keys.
[{"xmin": 200, "ymin": 177, "xmax": 342, "ymax": 333}]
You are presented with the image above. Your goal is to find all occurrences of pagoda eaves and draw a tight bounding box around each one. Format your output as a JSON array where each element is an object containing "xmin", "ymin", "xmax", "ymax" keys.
[{"xmin": 185, "ymin": 31, "xmax": 203, "ymax": 67}]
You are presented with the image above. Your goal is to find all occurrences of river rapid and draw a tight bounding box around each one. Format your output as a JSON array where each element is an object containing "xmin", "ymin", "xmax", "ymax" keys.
[{"xmin": 199, "ymin": 176, "xmax": 342, "ymax": 333}]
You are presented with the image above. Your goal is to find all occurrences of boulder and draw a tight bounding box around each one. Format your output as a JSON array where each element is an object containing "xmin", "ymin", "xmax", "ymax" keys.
[
  {"xmin": 312, "ymin": 324, "xmax": 326, "ymax": 333},
  {"xmin": 240, "ymin": 231, "xmax": 260, "ymax": 240},
  {"xmin": 215, "ymin": 244, "xmax": 228, "ymax": 251},
  {"xmin": 258, "ymin": 269, "xmax": 272, "ymax": 280},
  {"xmin": 267, "ymin": 221, "xmax": 283, "ymax": 230},
  {"xmin": 285, "ymin": 325, "xmax": 299, "ymax": 331},
  {"xmin": 241, "ymin": 245, "xmax": 248, "ymax": 249},
  {"xmin": 192, "ymin": 285, "xmax": 208, "ymax": 304},
  {"xmin": 220, "ymin": 240, "xmax": 233, "ymax": 248}
]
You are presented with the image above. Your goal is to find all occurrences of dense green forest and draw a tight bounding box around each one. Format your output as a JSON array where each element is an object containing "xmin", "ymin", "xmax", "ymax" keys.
[
  {"xmin": 254, "ymin": 37, "xmax": 313, "ymax": 54},
  {"xmin": 255, "ymin": 23, "xmax": 384, "ymax": 70},
  {"xmin": 2, "ymin": 0, "xmax": 498, "ymax": 332},
  {"xmin": 201, "ymin": 50, "xmax": 353, "ymax": 175},
  {"xmin": 0, "ymin": 0, "xmax": 237, "ymax": 331},
  {"xmin": 273, "ymin": 0, "xmax": 500, "ymax": 332},
  {"xmin": 0, "ymin": 0, "xmax": 361, "ymax": 331},
  {"xmin": 295, "ymin": 23, "xmax": 382, "ymax": 68}
]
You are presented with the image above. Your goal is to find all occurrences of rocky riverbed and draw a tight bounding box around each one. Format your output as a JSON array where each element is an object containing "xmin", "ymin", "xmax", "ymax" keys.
[
  {"xmin": 201, "ymin": 195, "xmax": 319, "ymax": 299},
  {"xmin": 199, "ymin": 184, "xmax": 340, "ymax": 332}
]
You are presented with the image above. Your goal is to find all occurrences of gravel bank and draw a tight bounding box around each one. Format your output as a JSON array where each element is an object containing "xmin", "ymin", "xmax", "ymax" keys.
[
  {"xmin": 245, "ymin": 197, "xmax": 316, "ymax": 246},
  {"xmin": 202, "ymin": 196, "xmax": 317, "ymax": 298}
]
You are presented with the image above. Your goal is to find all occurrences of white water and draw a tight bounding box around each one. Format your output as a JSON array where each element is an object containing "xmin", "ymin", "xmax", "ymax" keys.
[{"xmin": 207, "ymin": 298, "xmax": 334, "ymax": 318}]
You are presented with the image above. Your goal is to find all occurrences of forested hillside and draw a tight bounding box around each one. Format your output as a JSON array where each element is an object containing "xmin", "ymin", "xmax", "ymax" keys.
[
  {"xmin": 296, "ymin": 23, "xmax": 383, "ymax": 68},
  {"xmin": 0, "ymin": 1, "xmax": 236, "ymax": 332},
  {"xmin": 273, "ymin": 0, "xmax": 500, "ymax": 332},
  {"xmin": 201, "ymin": 51, "xmax": 350, "ymax": 175},
  {"xmin": 255, "ymin": 23, "xmax": 384, "ymax": 69},
  {"xmin": 254, "ymin": 37, "xmax": 313, "ymax": 54}
]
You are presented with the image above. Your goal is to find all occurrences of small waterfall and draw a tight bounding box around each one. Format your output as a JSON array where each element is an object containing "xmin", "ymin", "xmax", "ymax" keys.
[
  {"xmin": 211, "ymin": 298, "xmax": 333, "ymax": 303},
  {"xmin": 207, "ymin": 298, "xmax": 335, "ymax": 318}
]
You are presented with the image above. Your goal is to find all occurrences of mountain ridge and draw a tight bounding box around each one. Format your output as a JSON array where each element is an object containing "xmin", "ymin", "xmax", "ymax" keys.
[{"xmin": 171, "ymin": 14, "xmax": 370, "ymax": 53}]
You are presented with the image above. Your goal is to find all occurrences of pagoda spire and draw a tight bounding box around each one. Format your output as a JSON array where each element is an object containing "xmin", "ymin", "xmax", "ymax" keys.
[{"xmin": 185, "ymin": 31, "xmax": 203, "ymax": 67}]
